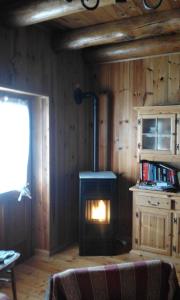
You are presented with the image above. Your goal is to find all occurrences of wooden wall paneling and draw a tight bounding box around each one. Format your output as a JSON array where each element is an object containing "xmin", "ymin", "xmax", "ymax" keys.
[
  {"xmin": 116, "ymin": 62, "xmax": 127, "ymax": 237},
  {"xmin": 126, "ymin": 61, "xmax": 137, "ymax": 181},
  {"xmin": 0, "ymin": 25, "xmax": 91, "ymax": 254},
  {"xmin": 49, "ymin": 51, "xmax": 92, "ymax": 254},
  {"xmin": 168, "ymin": 55, "xmax": 180, "ymax": 103},
  {"xmin": 50, "ymin": 54, "xmax": 66, "ymax": 252},
  {"xmin": 31, "ymin": 96, "xmax": 50, "ymax": 253},
  {"xmin": 98, "ymin": 93, "xmax": 110, "ymax": 170},
  {"xmin": 90, "ymin": 64, "xmax": 113, "ymax": 170},
  {"xmin": 152, "ymin": 56, "xmax": 169, "ymax": 105},
  {"xmin": 133, "ymin": 59, "xmax": 146, "ymax": 161},
  {"xmin": 132, "ymin": 59, "xmax": 145, "ymax": 180},
  {"xmin": 31, "ymin": 97, "xmax": 43, "ymax": 251},
  {"xmin": 144, "ymin": 58, "xmax": 154, "ymax": 105},
  {"xmin": 64, "ymin": 101, "xmax": 76, "ymax": 246},
  {"xmin": 78, "ymin": 100, "xmax": 92, "ymax": 171},
  {"xmin": 65, "ymin": 89, "xmax": 78, "ymax": 245},
  {"xmin": 41, "ymin": 97, "xmax": 50, "ymax": 250},
  {"xmin": 117, "ymin": 62, "xmax": 128, "ymax": 175},
  {"xmin": 61, "ymin": 63, "xmax": 71, "ymax": 246},
  {"xmin": 118, "ymin": 61, "xmax": 134, "ymax": 239},
  {"xmin": 111, "ymin": 63, "xmax": 121, "ymax": 174},
  {"xmin": 69, "ymin": 62, "xmax": 79, "ymax": 226},
  {"xmin": 52, "ymin": 54, "xmax": 66, "ymax": 251},
  {"xmin": 89, "ymin": 53, "xmax": 180, "ymax": 246}
]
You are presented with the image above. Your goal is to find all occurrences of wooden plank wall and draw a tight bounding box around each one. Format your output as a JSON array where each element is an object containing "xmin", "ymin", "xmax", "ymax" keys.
[
  {"xmin": 0, "ymin": 25, "xmax": 92, "ymax": 255},
  {"xmin": 50, "ymin": 52, "xmax": 92, "ymax": 253},
  {"xmin": 98, "ymin": 93, "xmax": 111, "ymax": 170},
  {"xmin": 30, "ymin": 96, "xmax": 50, "ymax": 255},
  {"xmin": 89, "ymin": 54, "xmax": 180, "ymax": 243}
]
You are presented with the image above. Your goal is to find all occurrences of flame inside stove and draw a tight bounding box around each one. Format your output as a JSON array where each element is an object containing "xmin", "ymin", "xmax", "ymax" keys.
[
  {"xmin": 91, "ymin": 200, "xmax": 106, "ymax": 222},
  {"xmin": 86, "ymin": 199, "xmax": 110, "ymax": 224}
]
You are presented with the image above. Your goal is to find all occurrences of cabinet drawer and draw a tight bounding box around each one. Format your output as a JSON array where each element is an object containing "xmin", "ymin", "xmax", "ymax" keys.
[{"xmin": 136, "ymin": 195, "xmax": 171, "ymax": 209}]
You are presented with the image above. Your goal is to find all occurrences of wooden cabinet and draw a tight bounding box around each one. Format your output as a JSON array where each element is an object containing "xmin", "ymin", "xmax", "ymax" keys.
[
  {"xmin": 135, "ymin": 105, "xmax": 180, "ymax": 162},
  {"xmin": 130, "ymin": 187, "xmax": 180, "ymax": 258},
  {"xmin": 131, "ymin": 105, "xmax": 180, "ymax": 259}
]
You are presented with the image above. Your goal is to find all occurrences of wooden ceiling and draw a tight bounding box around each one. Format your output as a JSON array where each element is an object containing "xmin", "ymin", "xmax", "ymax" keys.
[
  {"xmin": 0, "ymin": 0, "xmax": 180, "ymax": 63},
  {"xmin": 53, "ymin": 0, "xmax": 179, "ymax": 29},
  {"xmin": 0, "ymin": 0, "xmax": 179, "ymax": 29}
]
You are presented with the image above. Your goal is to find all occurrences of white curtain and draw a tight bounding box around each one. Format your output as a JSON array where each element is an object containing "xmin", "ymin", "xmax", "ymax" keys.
[{"xmin": 0, "ymin": 96, "xmax": 30, "ymax": 195}]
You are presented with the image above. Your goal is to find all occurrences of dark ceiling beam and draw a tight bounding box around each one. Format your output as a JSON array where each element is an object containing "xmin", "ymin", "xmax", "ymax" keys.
[
  {"xmin": 83, "ymin": 33, "xmax": 180, "ymax": 64},
  {"xmin": 53, "ymin": 9, "xmax": 180, "ymax": 51},
  {"xmin": 1, "ymin": 0, "xmax": 121, "ymax": 27}
]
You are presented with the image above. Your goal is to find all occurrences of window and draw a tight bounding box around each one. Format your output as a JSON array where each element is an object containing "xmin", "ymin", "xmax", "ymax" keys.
[{"xmin": 0, "ymin": 96, "xmax": 30, "ymax": 194}]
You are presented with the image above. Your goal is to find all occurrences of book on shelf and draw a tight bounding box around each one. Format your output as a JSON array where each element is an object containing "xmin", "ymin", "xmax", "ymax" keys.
[{"xmin": 138, "ymin": 160, "xmax": 179, "ymax": 191}]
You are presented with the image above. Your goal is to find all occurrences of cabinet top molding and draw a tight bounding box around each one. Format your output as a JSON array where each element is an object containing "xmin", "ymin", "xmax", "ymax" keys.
[
  {"xmin": 134, "ymin": 105, "xmax": 180, "ymax": 114},
  {"xmin": 130, "ymin": 185, "xmax": 180, "ymax": 197}
]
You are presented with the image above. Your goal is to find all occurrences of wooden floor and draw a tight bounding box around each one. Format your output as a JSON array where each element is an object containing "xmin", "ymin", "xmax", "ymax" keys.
[{"xmin": 1, "ymin": 245, "xmax": 180, "ymax": 300}]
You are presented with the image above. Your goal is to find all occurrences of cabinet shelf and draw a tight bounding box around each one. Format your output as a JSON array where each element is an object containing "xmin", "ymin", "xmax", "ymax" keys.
[
  {"xmin": 130, "ymin": 185, "xmax": 180, "ymax": 197},
  {"xmin": 140, "ymin": 153, "xmax": 180, "ymax": 163}
]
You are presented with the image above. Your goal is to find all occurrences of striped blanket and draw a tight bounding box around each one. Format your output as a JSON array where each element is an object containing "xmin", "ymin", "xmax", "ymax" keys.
[{"xmin": 47, "ymin": 260, "xmax": 180, "ymax": 300}]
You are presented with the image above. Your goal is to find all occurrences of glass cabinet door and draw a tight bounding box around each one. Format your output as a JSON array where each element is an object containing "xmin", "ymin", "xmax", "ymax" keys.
[
  {"xmin": 140, "ymin": 114, "xmax": 175, "ymax": 154},
  {"xmin": 142, "ymin": 118, "xmax": 156, "ymax": 150},
  {"xmin": 157, "ymin": 117, "xmax": 171, "ymax": 151}
]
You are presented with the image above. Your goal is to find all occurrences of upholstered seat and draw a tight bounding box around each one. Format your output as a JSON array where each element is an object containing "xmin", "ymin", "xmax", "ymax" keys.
[{"xmin": 47, "ymin": 260, "xmax": 180, "ymax": 300}]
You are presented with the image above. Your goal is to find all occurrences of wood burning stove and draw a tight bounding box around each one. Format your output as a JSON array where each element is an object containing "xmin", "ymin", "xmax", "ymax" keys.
[
  {"xmin": 79, "ymin": 171, "xmax": 117, "ymax": 256},
  {"xmin": 74, "ymin": 87, "xmax": 117, "ymax": 255}
]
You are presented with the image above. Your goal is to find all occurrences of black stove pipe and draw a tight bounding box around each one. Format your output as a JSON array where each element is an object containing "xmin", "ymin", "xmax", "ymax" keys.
[{"xmin": 74, "ymin": 87, "xmax": 98, "ymax": 172}]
